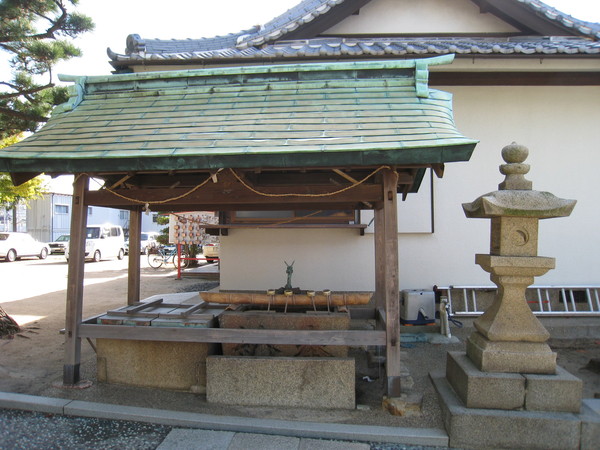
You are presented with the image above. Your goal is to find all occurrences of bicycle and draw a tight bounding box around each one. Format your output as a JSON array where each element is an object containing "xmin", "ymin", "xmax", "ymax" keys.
[{"xmin": 147, "ymin": 245, "xmax": 190, "ymax": 269}]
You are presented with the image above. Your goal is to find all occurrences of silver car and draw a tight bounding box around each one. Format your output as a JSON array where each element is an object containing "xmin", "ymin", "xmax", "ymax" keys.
[
  {"xmin": 48, "ymin": 234, "xmax": 70, "ymax": 254},
  {"xmin": 0, "ymin": 232, "xmax": 50, "ymax": 262}
]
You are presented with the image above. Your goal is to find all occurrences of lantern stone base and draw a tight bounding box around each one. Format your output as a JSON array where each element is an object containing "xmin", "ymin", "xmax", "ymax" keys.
[
  {"xmin": 466, "ymin": 331, "xmax": 556, "ymax": 374},
  {"xmin": 430, "ymin": 369, "xmax": 598, "ymax": 450},
  {"xmin": 445, "ymin": 351, "xmax": 582, "ymax": 413}
]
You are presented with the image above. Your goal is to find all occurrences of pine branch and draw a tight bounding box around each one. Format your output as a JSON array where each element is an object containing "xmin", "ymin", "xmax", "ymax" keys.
[
  {"xmin": 0, "ymin": 106, "xmax": 48, "ymax": 123},
  {"xmin": 0, "ymin": 83, "xmax": 54, "ymax": 100},
  {"xmin": 30, "ymin": 1, "xmax": 68, "ymax": 41}
]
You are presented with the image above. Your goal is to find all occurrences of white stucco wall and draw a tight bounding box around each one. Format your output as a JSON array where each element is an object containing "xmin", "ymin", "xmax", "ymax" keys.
[
  {"xmin": 220, "ymin": 85, "xmax": 600, "ymax": 292},
  {"xmin": 324, "ymin": 0, "xmax": 518, "ymax": 35}
]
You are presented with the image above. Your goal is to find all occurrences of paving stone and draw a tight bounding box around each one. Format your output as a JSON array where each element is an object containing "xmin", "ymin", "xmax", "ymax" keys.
[
  {"xmin": 157, "ymin": 429, "xmax": 234, "ymax": 450},
  {"xmin": 227, "ymin": 432, "xmax": 300, "ymax": 450},
  {"xmin": 299, "ymin": 437, "xmax": 370, "ymax": 449}
]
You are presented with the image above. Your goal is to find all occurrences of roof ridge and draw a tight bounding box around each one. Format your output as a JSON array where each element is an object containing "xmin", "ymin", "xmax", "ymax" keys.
[
  {"xmin": 108, "ymin": 36, "xmax": 599, "ymax": 65},
  {"xmin": 516, "ymin": 0, "xmax": 600, "ymax": 39},
  {"xmin": 235, "ymin": 0, "xmax": 348, "ymax": 49}
]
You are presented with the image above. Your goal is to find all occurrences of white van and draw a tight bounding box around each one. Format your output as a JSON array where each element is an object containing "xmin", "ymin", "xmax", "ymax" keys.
[{"xmin": 65, "ymin": 224, "xmax": 126, "ymax": 262}]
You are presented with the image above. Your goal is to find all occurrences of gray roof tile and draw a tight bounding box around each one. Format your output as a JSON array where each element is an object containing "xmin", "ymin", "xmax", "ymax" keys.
[
  {"xmin": 110, "ymin": 36, "xmax": 600, "ymax": 65},
  {"xmin": 109, "ymin": 0, "xmax": 600, "ymax": 67}
]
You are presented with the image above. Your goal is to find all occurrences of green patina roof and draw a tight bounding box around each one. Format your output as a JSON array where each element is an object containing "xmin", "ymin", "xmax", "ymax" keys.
[{"xmin": 0, "ymin": 55, "xmax": 477, "ymax": 174}]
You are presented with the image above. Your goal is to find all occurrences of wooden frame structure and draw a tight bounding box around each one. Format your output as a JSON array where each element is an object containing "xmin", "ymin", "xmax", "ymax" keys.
[
  {"xmin": 0, "ymin": 57, "xmax": 476, "ymax": 397},
  {"xmin": 66, "ymin": 166, "xmax": 406, "ymax": 394}
]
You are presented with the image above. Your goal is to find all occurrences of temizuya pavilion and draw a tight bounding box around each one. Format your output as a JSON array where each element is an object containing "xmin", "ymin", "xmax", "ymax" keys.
[{"xmin": 0, "ymin": 55, "xmax": 476, "ymax": 396}]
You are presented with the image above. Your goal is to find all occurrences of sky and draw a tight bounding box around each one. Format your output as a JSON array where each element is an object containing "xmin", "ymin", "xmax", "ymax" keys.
[{"xmin": 50, "ymin": 0, "xmax": 600, "ymax": 79}]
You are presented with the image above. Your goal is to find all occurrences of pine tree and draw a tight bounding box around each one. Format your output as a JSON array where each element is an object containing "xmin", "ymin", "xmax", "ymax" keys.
[{"xmin": 0, "ymin": 0, "xmax": 94, "ymax": 139}]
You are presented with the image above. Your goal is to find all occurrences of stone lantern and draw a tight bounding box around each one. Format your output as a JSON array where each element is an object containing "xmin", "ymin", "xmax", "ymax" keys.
[
  {"xmin": 430, "ymin": 143, "xmax": 598, "ymax": 450},
  {"xmin": 461, "ymin": 142, "xmax": 576, "ymax": 374}
]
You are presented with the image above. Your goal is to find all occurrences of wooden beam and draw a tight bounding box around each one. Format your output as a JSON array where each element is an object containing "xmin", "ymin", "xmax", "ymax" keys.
[
  {"xmin": 382, "ymin": 168, "xmax": 401, "ymax": 397},
  {"xmin": 78, "ymin": 323, "xmax": 387, "ymax": 346},
  {"xmin": 127, "ymin": 207, "xmax": 142, "ymax": 305},
  {"xmin": 431, "ymin": 164, "xmax": 444, "ymax": 179},
  {"xmin": 332, "ymin": 169, "xmax": 373, "ymax": 208},
  {"xmin": 202, "ymin": 223, "xmax": 367, "ymax": 230},
  {"xmin": 63, "ymin": 174, "xmax": 88, "ymax": 386},
  {"xmin": 108, "ymin": 174, "xmax": 132, "ymax": 190},
  {"xmin": 430, "ymin": 72, "xmax": 600, "ymax": 87},
  {"xmin": 84, "ymin": 178, "xmax": 383, "ymax": 209},
  {"xmin": 10, "ymin": 172, "xmax": 41, "ymax": 186}
]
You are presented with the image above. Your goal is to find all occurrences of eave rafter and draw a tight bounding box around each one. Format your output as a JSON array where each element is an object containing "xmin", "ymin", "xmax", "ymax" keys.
[{"xmin": 85, "ymin": 165, "xmax": 423, "ymax": 212}]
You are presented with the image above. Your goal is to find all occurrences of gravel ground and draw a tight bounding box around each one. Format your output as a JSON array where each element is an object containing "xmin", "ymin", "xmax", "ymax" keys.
[
  {"xmin": 0, "ymin": 408, "xmax": 451, "ymax": 450},
  {"xmin": 0, "ymin": 408, "xmax": 171, "ymax": 450}
]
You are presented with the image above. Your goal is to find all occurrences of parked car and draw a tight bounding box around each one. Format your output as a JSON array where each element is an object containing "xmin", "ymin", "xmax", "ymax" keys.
[
  {"xmin": 0, "ymin": 232, "xmax": 50, "ymax": 262},
  {"xmin": 48, "ymin": 234, "xmax": 70, "ymax": 254},
  {"xmin": 65, "ymin": 224, "xmax": 125, "ymax": 262},
  {"xmin": 124, "ymin": 231, "xmax": 160, "ymax": 255},
  {"xmin": 202, "ymin": 242, "xmax": 219, "ymax": 263}
]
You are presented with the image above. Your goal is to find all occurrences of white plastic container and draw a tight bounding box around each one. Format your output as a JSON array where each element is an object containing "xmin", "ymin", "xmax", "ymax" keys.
[{"xmin": 400, "ymin": 290, "xmax": 436, "ymax": 325}]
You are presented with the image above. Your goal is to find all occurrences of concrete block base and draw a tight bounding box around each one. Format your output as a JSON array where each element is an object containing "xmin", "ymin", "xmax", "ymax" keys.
[
  {"xmin": 446, "ymin": 351, "xmax": 525, "ymax": 410},
  {"xmin": 207, "ymin": 356, "xmax": 355, "ymax": 409},
  {"xmin": 466, "ymin": 331, "xmax": 556, "ymax": 374},
  {"xmin": 96, "ymin": 339, "xmax": 216, "ymax": 391},
  {"xmin": 445, "ymin": 351, "xmax": 582, "ymax": 413},
  {"xmin": 430, "ymin": 372, "xmax": 593, "ymax": 450},
  {"xmin": 581, "ymin": 399, "xmax": 600, "ymax": 450},
  {"xmin": 525, "ymin": 366, "xmax": 582, "ymax": 412}
]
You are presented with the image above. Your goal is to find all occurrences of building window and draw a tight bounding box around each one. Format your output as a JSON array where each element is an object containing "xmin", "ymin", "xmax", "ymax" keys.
[
  {"xmin": 119, "ymin": 210, "xmax": 129, "ymax": 220},
  {"xmin": 54, "ymin": 204, "xmax": 69, "ymax": 214},
  {"xmin": 88, "ymin": 207, "xmax": 93, "ymax": 215}
]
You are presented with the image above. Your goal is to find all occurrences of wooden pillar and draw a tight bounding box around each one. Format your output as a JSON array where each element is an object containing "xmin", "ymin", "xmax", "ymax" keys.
[
  {"xmin": 63, "ymin": 174, "xmax": 88, "ymax": 385},
  {"xmin": 382, "ymin": 168, "xmax": 401, "ymax": 397},
  {"xmin": 374, "ymin": 207, "xmax": 385, "ymax": 310},
  {"xmin": 127, "ymin": 207, "xmax": 142, "ymax": 305}
]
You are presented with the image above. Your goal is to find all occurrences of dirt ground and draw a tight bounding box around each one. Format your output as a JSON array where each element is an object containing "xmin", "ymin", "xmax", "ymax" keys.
[{"xmin": 1, "ymin": 255, "xmax": 599, "ymax": 429}]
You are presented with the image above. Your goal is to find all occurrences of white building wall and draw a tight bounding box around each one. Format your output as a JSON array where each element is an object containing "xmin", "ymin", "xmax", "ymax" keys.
[
  {"xmin": 324, "ymin": 0, "xmax": 518, "ymax": 35},
  {"xmin": 220, "ymin": 85, "xmax": 600, "ymax": 291}
]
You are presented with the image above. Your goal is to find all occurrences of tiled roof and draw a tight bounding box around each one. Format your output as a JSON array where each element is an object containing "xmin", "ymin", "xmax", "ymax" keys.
[
  {"xmin": 515, "ymin": 0, "xmax": 600, "ymax": 39},
  {"xmin": 234, "ymin": 0, "xmax": 350, "ymax": 49},
  {"xmin": 109, "ymin": 0, "xmax": 600, "ymax": 67},
  {"xmin": 0, "ymin": 57, "xmax": 476, "ymax": 174},
  {"xmin": 110, "ymin": 36, "xmax": 600, "ymax": 66}
]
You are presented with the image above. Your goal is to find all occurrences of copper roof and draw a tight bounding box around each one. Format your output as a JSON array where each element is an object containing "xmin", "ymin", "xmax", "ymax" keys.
[{"xmin": 0, "ymin": 57, "xmax": 476, "ymax": 177}]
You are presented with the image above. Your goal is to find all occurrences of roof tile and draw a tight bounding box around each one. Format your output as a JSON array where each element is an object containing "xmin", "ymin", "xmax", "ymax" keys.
[{"xmin": 1, "ymin": 58, "xmax": 476, "ymax": 173}]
